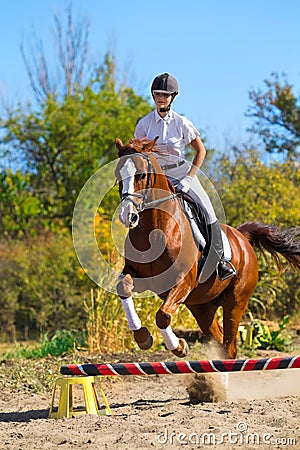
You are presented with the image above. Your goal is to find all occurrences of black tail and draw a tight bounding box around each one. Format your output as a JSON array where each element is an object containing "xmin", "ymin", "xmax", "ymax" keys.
[{"xmin": 237, "ymin": 222, "xmax": 300, "ymax": 271}]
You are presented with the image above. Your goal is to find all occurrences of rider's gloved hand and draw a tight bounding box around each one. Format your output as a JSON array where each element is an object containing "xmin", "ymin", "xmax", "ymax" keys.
[{"xmin": 177, "ymin": 175, "xmax": 193, "ymax": 193}]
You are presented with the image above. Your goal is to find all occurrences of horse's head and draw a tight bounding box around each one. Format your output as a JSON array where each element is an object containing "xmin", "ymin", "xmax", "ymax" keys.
[{"xmin": 115, "ymin": 137, "xmax": 163, "ymax": 228}]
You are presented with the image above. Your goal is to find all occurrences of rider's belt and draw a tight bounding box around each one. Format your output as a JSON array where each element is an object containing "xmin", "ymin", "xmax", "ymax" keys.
[{"xmin": 161, "ymin": 160, "xmax": 185, "ymax": 170}]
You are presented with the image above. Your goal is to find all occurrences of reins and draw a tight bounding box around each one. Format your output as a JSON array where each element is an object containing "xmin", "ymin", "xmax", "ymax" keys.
[{"xmin": 119, "ymin": 152, "xmax": 178, "ymax": 213}]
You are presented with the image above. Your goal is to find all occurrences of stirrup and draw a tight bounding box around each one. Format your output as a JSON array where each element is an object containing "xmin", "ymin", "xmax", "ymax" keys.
[{"xmin": 216, "ymin": 260, "xmax": 236, "ymax": 281}]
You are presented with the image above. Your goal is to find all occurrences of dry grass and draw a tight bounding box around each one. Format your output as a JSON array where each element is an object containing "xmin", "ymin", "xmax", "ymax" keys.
[{"xmin": 85, "ymin": 287, "xmax": 199, "ymax": 354}]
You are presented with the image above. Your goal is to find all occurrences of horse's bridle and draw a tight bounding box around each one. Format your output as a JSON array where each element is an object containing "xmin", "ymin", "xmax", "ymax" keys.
[{"xmin": 119, "ymin": 153, "xmax": 177, "ymax": 213}]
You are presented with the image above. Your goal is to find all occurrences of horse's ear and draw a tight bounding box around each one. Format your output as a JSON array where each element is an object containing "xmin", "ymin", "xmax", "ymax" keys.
[
  {"xmin": 115, "ymin": 138, "xmax": 123, "ymax": 151},
  {"xmin": 143, "ymin": 136, "xmax": 159, "ymax": 152}
]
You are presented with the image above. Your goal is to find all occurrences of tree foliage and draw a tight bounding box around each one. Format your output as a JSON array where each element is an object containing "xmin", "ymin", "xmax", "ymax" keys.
[
  {"xmin": 1, "ymin": 53, "xmax": 151, "ymax": 227},
  {"xmin": 216, "ymin": 147, "xmax": 300, "ymax": 318},
  {"xmin": 247, "ymin": 73, "xmax": 300, "ymax": 160},
  {"xmin": 217, "ymin": 146, "xmax": 300, "ymax": 229},
  {"xmin": 1, "ymin": 6, "xmax": 152, "ymax": 228},
  {"xmin": 0, "ymin": 170, "xmax": 43, "ymax": 238}
]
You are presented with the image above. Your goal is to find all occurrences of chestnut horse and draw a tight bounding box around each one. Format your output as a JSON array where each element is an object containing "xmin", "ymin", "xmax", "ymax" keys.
[{"xmin": 115, "ymin": 137, "xmax": 300, "ymax": 359}]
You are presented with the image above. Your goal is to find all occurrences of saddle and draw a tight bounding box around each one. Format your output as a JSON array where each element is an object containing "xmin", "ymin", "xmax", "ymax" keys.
[
  {"xmin": 178, "ymin": 192, "xmax": 209, "ymax": 250},
  {"xmin": 178, "ymin": 192, "xmax": 209, "ymax": 278},
  {"xmin": 177, "ymin": 191, "xmax": 232, "ymax": 281}
]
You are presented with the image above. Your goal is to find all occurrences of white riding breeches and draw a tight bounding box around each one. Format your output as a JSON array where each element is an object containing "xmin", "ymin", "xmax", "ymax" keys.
[{"xmin": 164, "ymin": 161, "xmax": 217, "ymax": 225}]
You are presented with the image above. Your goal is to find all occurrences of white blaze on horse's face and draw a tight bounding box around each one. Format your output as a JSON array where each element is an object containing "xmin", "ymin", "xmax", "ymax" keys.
[{"xmin": 119, "ymin": 158, "xmax": 139, "ymax": 228}]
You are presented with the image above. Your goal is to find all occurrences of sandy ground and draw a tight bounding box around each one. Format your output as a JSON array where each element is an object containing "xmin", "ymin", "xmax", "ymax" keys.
[{"xmin": 0, "ymin": 362, "xmax": 299, "ymax": 450}]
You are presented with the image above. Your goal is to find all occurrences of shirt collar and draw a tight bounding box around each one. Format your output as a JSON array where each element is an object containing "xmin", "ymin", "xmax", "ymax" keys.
[{"xmin": 154, "ymin": 109, "xmax": 173, "ymax": 123}]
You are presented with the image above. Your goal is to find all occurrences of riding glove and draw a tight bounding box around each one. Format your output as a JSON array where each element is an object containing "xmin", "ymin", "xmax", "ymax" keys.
[{"xmin": 177, "ymin": 175, "xmax": 193, "ymax": 193}]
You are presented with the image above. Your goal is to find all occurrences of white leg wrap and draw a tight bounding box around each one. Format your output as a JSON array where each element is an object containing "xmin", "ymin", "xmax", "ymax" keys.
[
  {"xmin": 121, "ymin": 297, "xmax": 141, "ymax": 331},
  {"xmin": 160, "ymin": 325, "xmax": 179, "ymax": 351}
]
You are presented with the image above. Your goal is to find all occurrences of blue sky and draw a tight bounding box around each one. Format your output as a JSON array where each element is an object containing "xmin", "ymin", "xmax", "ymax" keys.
[{"xmin": 0, "ymin": 0, "xmax": 299, "ymax": 150}]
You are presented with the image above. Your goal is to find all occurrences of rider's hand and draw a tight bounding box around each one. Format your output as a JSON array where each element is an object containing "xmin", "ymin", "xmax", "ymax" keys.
[{"xmin": 177, "ymin": 175, "xmax": 193, "ymax": 193}]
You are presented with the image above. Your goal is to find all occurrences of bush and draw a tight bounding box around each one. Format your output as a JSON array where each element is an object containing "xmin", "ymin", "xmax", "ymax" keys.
[
  {"xmin": 0, "ymin": 231, "xmax": 90, "ymax": 340},
  {"xmin": 1, "ymin": 329, "xmax": 87, "ymax": 360},
  {"xmin": 252, "ymin": 316, "xmax": 291, "ymax": 351}
]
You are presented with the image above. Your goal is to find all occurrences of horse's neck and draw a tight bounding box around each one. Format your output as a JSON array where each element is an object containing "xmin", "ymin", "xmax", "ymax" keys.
[
  {"xmin": 142, "ymin": 195, "xmax": 179, "ymax": 234},
  {"xmin": 143, "ymin": 163, "xmax": 179, "ymax": 232}
]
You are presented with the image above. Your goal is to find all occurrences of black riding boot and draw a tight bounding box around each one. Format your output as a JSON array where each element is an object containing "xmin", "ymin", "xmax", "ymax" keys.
[{"xmin": 209, "ymin": 221, "xmax": 236, "ymax": 281}]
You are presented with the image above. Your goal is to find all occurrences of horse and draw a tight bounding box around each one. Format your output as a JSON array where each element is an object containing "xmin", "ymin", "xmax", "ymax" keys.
[{"xmin": 114, "ymin": 137, "xmax": 300, "ymax": 359}]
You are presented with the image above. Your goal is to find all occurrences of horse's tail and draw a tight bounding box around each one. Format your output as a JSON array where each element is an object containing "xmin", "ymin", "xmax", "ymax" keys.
[{"xmin": 237, "ymin": 221, "xmax": 300, "ymax": 271}]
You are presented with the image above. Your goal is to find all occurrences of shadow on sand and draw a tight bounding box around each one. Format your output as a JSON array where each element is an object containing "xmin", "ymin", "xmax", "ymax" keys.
[{"xmin": 0, "ymin": 409, "xmax": 49, "ymax": 422}]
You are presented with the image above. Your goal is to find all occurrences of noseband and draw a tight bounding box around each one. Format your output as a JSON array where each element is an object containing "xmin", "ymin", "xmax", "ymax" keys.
[{"xmin": 119, "ymin": 153, "xmax": 177, "ymax": 213}]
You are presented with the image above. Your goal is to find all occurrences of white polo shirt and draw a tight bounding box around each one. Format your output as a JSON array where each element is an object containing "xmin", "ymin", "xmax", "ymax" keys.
[{"xmin": 134, "ymin": 109, "xmax": 200, "ymax": 166}]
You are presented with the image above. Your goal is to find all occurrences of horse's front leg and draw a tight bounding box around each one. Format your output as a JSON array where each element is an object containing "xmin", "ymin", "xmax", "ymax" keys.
[
  {"xmin": 117, "ymin": 273, "xmax": 153, "ymax": 350},
  {"xmin": 156, "ymin": 283, "xmax": 191, "ymax": 358}
]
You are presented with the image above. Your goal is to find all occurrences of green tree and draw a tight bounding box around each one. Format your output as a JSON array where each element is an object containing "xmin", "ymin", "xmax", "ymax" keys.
[
  {"xmin": 247, "ymin": 73, "xmax": 300, "ymax": 160},
  {"xmin": 2, "ymin": 38, "xmax": 151, "ymax": 227},
  {"xmin": 217, "ymin": 146, "xmax": 300, "ymax": 228},
  {"xmin": 1, "ymin": 66, "xmax": 151, "ymax": 226},
  {"xmin": 0, "ymin": 170, "xmax": 44, "ymax": 238},
  {"xmin": 1, "ymin": 6, "xmax": 152, "ymax": 228},
  {"xmin": 216, "ymin": 147, "xmax": 300, "ymax": 318}
]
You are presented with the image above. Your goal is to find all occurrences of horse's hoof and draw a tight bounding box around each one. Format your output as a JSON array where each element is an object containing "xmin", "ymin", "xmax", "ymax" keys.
[
  {"xmin": 134, "ymin": 327, "xmax": 153, "ymax": 350},
  {"xmin": 172, "ymin": 338, "xmax": 189, "ymax": 358}
]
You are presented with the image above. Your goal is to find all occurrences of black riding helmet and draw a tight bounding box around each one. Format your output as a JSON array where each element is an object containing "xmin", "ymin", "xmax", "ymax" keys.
[
  {"xmin": 151, "ymin": 73, "xmax": 178, "ymax": 95},
  {"xmin": 151, "ymin": 73, "xmax": 178, "ymax": 112}
]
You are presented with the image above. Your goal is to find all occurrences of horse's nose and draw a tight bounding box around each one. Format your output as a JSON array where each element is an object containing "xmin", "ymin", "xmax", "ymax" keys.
[{"xmin": 129, "ymin": 213, "xmax": 139, "ymax": 227}]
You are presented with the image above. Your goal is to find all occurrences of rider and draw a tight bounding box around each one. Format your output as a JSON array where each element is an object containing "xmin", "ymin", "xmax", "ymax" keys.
[{"xmin": 134, "ymin": 72, "xmax": 236, "ymax": 281}]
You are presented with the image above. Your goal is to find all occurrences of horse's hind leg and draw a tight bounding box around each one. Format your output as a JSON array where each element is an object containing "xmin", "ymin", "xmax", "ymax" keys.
[
  {"xmin": 117, "ymin": 273, "xmax": 153, "ymax": 350},
  {"xmin": 220, "ymin": 289, "xmax": 251, "ymax": 359},
  {"xmin": 186, "ymin": 300, "xmax": 231, "ymax": 397},
  {"xmin": 186, "ymin": 300, "xmax": 225, "ymax": 356}
]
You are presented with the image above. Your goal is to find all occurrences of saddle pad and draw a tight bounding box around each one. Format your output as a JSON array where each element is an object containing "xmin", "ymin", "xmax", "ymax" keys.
[
  {"xmin": 179, "ymin": 193, "xmax": 232, "ymax": 261},
  {"xmin": 221, "ymin": 230, "xmax": 232, "ymax": 261}
]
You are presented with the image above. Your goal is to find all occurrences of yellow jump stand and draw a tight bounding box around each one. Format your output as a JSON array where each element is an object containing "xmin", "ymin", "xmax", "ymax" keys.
[{"xmin": 48, "ymin": 376, "xmax": 112, "ymax": 419}]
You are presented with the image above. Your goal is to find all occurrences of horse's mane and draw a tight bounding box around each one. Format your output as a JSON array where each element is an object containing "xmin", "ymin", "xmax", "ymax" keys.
[
  {"xmin": 130, "ymin": 138, "xmax": 160, "ymax": 153},
  {"xmin": 116, "ymin": 137, "xmax": 175, "ymax": 193},
  {"xmin": 118, "ymin": 138, "xmax": 160, "ymax": 157}
]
